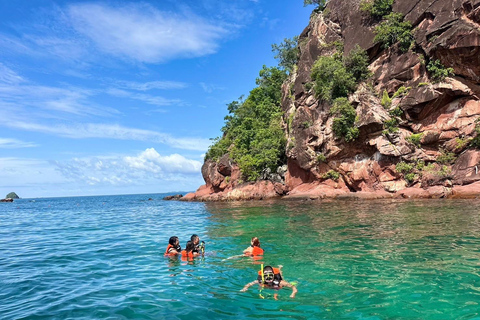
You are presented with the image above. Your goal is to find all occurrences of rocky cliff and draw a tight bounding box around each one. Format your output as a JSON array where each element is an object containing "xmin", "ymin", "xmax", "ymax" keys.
[{"xmin": 184, "ymin": 0, "xmax": 480, "ymax": 201}]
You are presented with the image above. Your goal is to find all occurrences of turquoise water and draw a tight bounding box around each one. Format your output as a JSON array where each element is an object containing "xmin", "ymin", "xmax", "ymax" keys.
[{"xmin": 1, "ymin": 195, "xmax": 480, "ymax": 319}]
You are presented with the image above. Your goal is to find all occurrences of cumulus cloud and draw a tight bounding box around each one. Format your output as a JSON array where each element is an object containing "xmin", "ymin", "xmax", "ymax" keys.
[
  {"xmin": 53, "ymin": 148, "xmax": 202, "ymax": 186},
  {"xmin": 67, "ymin": 3, "xmax": 227, "ymax": 63}
]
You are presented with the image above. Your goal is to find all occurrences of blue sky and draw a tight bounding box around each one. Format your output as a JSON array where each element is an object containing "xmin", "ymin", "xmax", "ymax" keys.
[{"xmin": 0, "ymin": 0, "xmax": 312, "ymax": 198}]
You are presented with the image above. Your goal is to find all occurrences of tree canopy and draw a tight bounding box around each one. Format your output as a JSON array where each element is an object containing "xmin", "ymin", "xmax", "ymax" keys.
[{"xmin": 205, "ymin": 66, "xmax": 287, "ymax": 181}]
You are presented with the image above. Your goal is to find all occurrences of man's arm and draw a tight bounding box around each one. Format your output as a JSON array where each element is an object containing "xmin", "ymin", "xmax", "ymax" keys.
[
  {"xmin": 240, "ymin": 280, "xmax": 258, "ymax": 292},
  {"xmin": 280, "ymin": 280, "xmax": 297, "ymax": 298}
]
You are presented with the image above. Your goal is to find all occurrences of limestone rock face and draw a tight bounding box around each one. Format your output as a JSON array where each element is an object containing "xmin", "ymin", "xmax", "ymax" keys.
[{"xmin": 185, "ymin": 0, "xmax": 480, "ymax": 201}]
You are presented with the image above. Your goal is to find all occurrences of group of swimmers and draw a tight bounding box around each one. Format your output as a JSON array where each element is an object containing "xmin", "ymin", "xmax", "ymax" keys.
[{"xmin": 165, "ymin": 235, "xmax": 297, "ymax": 299}]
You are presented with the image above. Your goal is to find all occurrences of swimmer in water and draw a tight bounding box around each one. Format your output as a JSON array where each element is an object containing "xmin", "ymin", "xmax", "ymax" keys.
[{"xmin": 240, "ymin": 265, "xmax": 297, "ymax": 299}]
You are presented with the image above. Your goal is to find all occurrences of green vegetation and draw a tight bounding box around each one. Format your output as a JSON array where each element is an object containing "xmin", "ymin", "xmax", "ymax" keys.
[
  {"xmin": 383, "ymin": 118, "xmax": 399, "ymax": 134},
  {"xmin": 381, "ymin": 89, "xmax": 391, "ymax": 108},
  {"xmin": 330, "ymin": 97, "xmax": 359, "ymax": 142},
  {"xmin": 374, "ymin": 13, "xmax": 414, "ymax": 52},
  {"xmin": 396, "ymin": 161, "xmax": 414, "ymax": 174},
  {"xmin": 392, "ymin": 86, "xmax": 411, "ymax": 98},
  {"xmin": 311, "ymin": 44, "xmax": 370, "ymax": 102},
  {"xmin": 406, "ymin": 133, "xmax": 423, "ymax": 147},
  {"xmin": 316, "ymin": 153, "xmax": 327, "ymax": 163},
  {"xmin": 417, "ymin": 82, "xmax": 429, "ymax": 87},
  {"xmin": 311, "ymin": 56, "xmax": 356, "ymax": 101},
  {"xmin": 436, "ymin": 149, "xmax": 457, "ymax": 165},
  {"xmin": 323, "ymin": 170, "xmax": 340, "ymax": 181},
  {"xmin": 205, "ymin": 65, "xmax": 287, "ymax": 181},
  {"xmin": 426, "ymin": 59, "xmax": 454, "ymax": 83},
  {"xmin": 304, "ymin": 0, "xmax": 328, "ymax": 10},
  {"xmin": 6, "ymin": 192, "xmax": 19, "ymax": 199},
  {"xmin": 272, "ymin": 37, "xmax": 299, "ymax": 73},
  {"xmin": 470, "ymin": 121, "xmax": 480, "ymax": 148},
  {"xmin": 359, "ymin": 0, "xmax": 394, "ymax": 18},
  {"xmin": 342, "ymin": 45, "xmax": 371, "ymax": 82}
]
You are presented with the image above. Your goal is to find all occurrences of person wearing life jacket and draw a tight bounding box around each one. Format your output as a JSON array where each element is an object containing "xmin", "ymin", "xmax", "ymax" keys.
[
  {"xmin": 240, "ymin": 265, "xmax": 297, "ymax": 299},
  {"xmin": 191, "ymin": 234, "xmax": 205, "ymax": 255},
  {"xmin": 243, "ymin": 237, "xmax": 264, "ymax": 256},
  {"xmin": 164, "ymin": 236, "xmax": 181, "ymax": 256},
  {"xmin": 181, "ymin": 240, "xmax": 199, "ymax": 260}
]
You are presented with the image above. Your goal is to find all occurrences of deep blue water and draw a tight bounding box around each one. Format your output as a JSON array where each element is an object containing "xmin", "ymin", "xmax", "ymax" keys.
[{"xmin": 1, "ymin": 194, "xmax": 480, "ymax": 319}]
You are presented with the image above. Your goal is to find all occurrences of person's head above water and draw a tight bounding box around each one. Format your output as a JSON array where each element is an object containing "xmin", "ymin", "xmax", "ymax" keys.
[
  {"xmin": 251, "ymin": 237, "xmax": 260, "ymax": 247},
  {"xmin": 169, "ymin": 236, "xmax": 179, "ymax": 246},
  {"xmin": 191, "ymin": 234, "xmax": 199, "ymax": 245},
  {"xmin": 185, "ymin": 240, "xmax": 196, "ymax": 253},
  {"xmin": 262, "ymin": 266, "xmax": 275, "ymax": 283}
]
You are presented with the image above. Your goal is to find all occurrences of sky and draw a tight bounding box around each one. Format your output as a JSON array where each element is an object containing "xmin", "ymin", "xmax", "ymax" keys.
[{"xmin": 0, "ymin": 0, "xmax": 312, "ymax": 199}]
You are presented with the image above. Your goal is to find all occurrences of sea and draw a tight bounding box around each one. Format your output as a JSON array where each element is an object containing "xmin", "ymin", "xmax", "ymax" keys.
[{"xmin": 1, "ymin": 193, "xmax": 480, "ymax": 319}]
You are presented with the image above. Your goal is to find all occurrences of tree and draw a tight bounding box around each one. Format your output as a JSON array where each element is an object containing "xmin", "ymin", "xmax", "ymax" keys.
[
  {"xmin": 272, "ymin": 37, "xmax": 299, "ymax": 73},
  {"xmin": 205, "ymin": 66, "xmax": 288, "ymax": 181},
  {"xmin": 303, "ymin": 0, "xmax": 328, "ymax": 9}
]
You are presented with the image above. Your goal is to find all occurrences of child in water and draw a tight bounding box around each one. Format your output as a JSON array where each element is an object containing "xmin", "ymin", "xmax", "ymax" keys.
[
  {"xmin": 190, "ymin": 234, "xmax": 205, "ymax": 255},
  {"xmin": 181, "ymin": 240, "xmax": 199, "ymax": 259},
  {"xmin": 164, "ymin": 236, "xmax": 181, "ymax": 256},
  {"xmin": 240, "ymin": 265, "xmax": 297, "ymax": 299},
  {"xmin": 243, "ymin": 237, "xmax": 264, "ymax": 256}
]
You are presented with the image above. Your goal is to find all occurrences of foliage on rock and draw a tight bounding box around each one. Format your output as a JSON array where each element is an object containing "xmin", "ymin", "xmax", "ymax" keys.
[
  {"xmin": 374, "ymin": 13, "xmax": 414, "ymax": 52},
  {"xmin": 205, "ymin": 66, "xmax": 287, "ymax": 182},
  {"xmin": 330, "ymin": 98, "xmax": 359, "ymax": 142}
]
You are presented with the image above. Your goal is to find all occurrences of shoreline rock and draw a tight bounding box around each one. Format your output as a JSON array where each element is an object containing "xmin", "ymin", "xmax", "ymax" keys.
[{"xmin": 181, "ymin": 180, "xmax": 480, "ymax": 202}]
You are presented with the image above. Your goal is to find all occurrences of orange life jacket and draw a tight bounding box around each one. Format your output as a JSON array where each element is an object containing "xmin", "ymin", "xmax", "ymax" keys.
[
  {"xmin": 181, "ymin": 250, "xmax": 194, "ymax": 258},
  {"xmin": 165, "ymin": 244, "xmax": 179, "ymax": 256},
  {"xmin": 251, "ymin": 246, "xmax": 264, "ymax": 256}
]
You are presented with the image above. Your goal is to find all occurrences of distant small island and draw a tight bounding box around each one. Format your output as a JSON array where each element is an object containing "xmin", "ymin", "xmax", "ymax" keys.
[
  {"xmin": 6, "ymin": 192, "xmax": 19, "ymax": 199},
  {"xmin": 1, "ymin": 192, "xmax": 19, "ymax": 202}
]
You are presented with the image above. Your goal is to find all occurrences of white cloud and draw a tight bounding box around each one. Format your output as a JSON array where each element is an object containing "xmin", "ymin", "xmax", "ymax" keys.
[
  {"xmin": 199, "ymin": 82, "xmax": 225, "ymax": 93},
  {"xmin": 0, "ymin": 138, "xmax": 38, "ymax": 149},
  {"xmin": 106, "ymin": 88, "xmax": 181, "ymax": 107},
  {"xmin": 67, "ymin": 3, "xmax": 227, "ymax": 63},
  {"xmin": 53, "ymin": 148, "xmax": 202, "ymax": 186},
  {"xmin": 0, "ymin": 119, "xmax": 210, "ymax": 151},
  {"xmin": 0, "ymin": 63, "xmax": 24, "ymax": 84},
  {"xmin": 117, "ymin": 80, "xmax": 187, "ymax": 91},
  {"xmin": 0, "ymin": 81, "xmax": 119, "ymax": 118}
]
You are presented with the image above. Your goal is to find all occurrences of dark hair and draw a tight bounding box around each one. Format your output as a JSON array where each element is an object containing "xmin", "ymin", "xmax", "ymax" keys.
[
  {"xmin": 191, "ymin": 234, "xmax": 199, "ymax": 242},
  {"xmin": 263, "ymin": 266, "xmax": 274, "ymax": 273},
  {"xmin": 169, "ymin": 236, "xmax": 179, "ymax": 246},
  {"xmin": 251, "ymin": 237, "xmax": 260, "ymax": 247},
  {"xmin": 185, "ymin": 241, "xmax": 195, "ymax": 253}
]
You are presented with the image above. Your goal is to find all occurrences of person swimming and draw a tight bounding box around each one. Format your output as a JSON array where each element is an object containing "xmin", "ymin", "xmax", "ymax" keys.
[
  {"xmin": 181, "ymin": 240, "xmax": 199, "ymax": 259},
  {"xmin": 164, "ymin": 236, "xmax": 181, "ymax": 256},
  {"xmin": 240, "ymin": 265, "xmax": 297, "ymax": 299},
  {"xmin": 191, "ymin": 234, "xmax": 205, "ymax": 255},
  {"xmin": 243, "ymin": 237, "xmax": 264, "ymax": 256}
]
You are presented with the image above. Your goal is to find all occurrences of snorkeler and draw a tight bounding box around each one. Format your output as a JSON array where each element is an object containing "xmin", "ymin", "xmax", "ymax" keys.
[
  {"xmin": 164, "ymin": 236, "xmax": 181, "ymax": 256},
  {"xmin": 243, "ymin": 237, "xmax": 264, "ymax": 256},
  {"xmin": 181, "ymin": 240, "xmax": 199, "ymax": 259},
  {"xmin": 191, "ymin": 234, "xmax": 205, "ymax": 255},
  {"xmin": 240, "ymin": 265, "xmax": 297, "ymax": 299}
]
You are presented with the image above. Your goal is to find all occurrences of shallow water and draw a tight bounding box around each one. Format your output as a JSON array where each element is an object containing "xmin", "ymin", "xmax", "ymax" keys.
[{"xmin": 1, "ymin": 195, "xmax": 480, "ymax": 319}]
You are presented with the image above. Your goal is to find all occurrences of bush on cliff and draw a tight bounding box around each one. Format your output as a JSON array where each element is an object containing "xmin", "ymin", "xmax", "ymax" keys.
[
  {"xmin": 330, "ymin": 97, "xmax": 359, "ymax": 142},
  {"xmin": 205, "ymin": 65, "xmax": 287, "ymax": 181},
  {"xmin": 374, "ymin": 13, "xmax": 414, "ymax": 52},
  {"xmin": 426, "ymin": 59, "xmax": 455, "ymax": 83},
  {"xmin": 311, "ymin": 45, "xmax": 370, "ymax": 102},
  {"xmin": 360, "ymin": 0, "xmax": 394, "ymax": 18}
]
